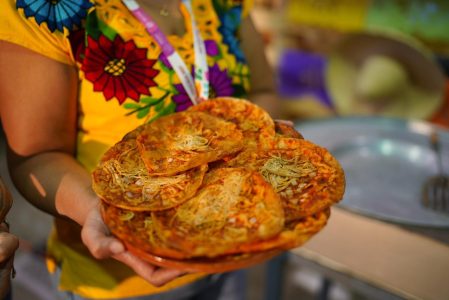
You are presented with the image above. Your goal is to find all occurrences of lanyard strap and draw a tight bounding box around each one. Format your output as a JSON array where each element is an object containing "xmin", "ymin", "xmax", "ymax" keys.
[
  {"xmin": 183, "ymin": 0, "xmax": 209, "ymax": 101},
  {"xmin": 122, "ymin": 0, "xmax": 209, "ymax": 105}
]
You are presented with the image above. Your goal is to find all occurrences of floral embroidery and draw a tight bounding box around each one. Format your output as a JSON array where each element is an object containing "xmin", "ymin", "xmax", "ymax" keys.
[
  {"xmin": 213, "ymin": 0, "xmax": 244, "ymax": 11},
  {"xmin": 213, "ymin": 0, "xmax": 246, "ymax": 63},
  {"xmin": 173, "ymin": 64, "xmax": 234, "ymax": 111},
  {"xmin": 207, "ymin": 64, "xmax": 234, "ymax": 97},
  {"xmin": 16, "ymin": 0, "xmax": 92, "ymax": 33},
  {"xmin": 205, "ymin": 40, "xmax": 219, "ymax": 57},
  {"xmin": 172, "ymin": 84, "xmax": 193, "ymax": 112},
  {"xmin": 217, "ymin": 6, "xmax": 245, "ymax": 62},
  {"xmin": 123, "ymin": 92, "xmax": 176, "ymax": 122},
  {"xmin": 82, "ymin": 34, "xmax": 159, "ymax": 104},
  {"xmin": 64, "ymin": 0, "xmax": 251, "ymax": 120},
  {"xmin": 159, "ymin": 53, "xmax": 172, "ymax": 69}
]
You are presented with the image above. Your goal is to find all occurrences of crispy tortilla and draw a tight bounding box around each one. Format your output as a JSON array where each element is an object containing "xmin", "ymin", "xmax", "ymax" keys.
[
  {"xmin": 101, "ymin": 203, "xmax": 188, "ymax": 259},
  {"xmin": 189, "ymin": 97, "xmax": 275, "ymax": 147},
  {"xmin": 235, "ymin": 208, "xmax": 330, "ymax": 253},
  {"xmin": 225, "ymin": 138, "xmax": 345, "ymax": 221},
  {"xmin": 136, "ymin": 111, "xmax": 244, "ymax": 176},
  {"xmin": 152, "ymin": 167, "xmax": 285, "ymax": 258},
  {"xmin": 92, "ymin": 138, "xmax": 208, "ymax": 211}
]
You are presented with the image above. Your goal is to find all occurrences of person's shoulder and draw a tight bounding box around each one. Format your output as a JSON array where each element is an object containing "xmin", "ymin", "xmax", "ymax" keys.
[{"xmin": 0, "ymin": 0, "xmax": 93, "ymax": 65}]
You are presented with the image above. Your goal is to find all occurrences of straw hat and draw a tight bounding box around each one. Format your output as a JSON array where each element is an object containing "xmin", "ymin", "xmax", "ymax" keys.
[{"xmin": 326, "ymin": 31, "xmax": 446, "ymax": 119}]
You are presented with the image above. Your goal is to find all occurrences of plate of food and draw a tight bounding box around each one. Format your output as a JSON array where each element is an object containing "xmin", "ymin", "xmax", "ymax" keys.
[{"xmin": 92, "ymin": 97, "xmax": 345, "ymax": 272}]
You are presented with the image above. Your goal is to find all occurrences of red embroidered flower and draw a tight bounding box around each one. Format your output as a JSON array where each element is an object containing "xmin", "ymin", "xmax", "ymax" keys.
[{"xmin": 82, "ymin": 35, "xmax": 159, "ymax": 104}]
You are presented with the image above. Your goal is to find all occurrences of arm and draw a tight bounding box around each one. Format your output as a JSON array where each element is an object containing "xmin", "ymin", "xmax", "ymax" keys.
[
  {"xmin": 1, "ymin": 41, "xmax": 87, "ymax": 222},
  {"xmin": 240, "ymin": 15, "xmax": 281, "ymax": 118},
  {"xmin": 0, "ymin": 41, "xmax": 184, "ymax": 286}
]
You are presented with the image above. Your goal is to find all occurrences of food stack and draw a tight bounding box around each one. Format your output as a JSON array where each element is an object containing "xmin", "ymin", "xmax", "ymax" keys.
[{"xmin": 92, "ymin": 97, "xmax": 345, "ymax": 272}]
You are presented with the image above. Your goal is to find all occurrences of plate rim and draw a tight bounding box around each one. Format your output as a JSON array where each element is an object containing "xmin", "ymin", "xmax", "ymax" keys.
[{"xmin": 295, "ymin": 116, "xmax": 449, "ymax": 229}]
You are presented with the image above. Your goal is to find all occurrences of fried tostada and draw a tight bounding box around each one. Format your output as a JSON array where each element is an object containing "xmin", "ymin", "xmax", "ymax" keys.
[
  {"xmin": 188, "ymin": 97, "xmax": 275, "ymax": 147},
  {"xmin": 151, "ymin": 167, "xmax": 285, "ymax": 258},
  {"xmin": 93, "ymin": 97, "xmax": 345, "ymax": 271},
  {"xmin": 225, "ymin": 138, "xmax": 345, "ymax": 221},
  {"xmin": 92, "ymin": 138, "xmax": 208, "ymax": 211},
  {"xmin": 136, "ymin": 111, "xmax": 244, "ymax": 176},
  {"xmin": 101, "ymin": 202, "xmax": 187, "ymax": 259}
]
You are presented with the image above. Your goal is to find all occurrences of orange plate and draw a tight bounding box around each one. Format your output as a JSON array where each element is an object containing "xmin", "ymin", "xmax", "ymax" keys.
[{"xmin": 124, "ymin": 242, "xmax": 282, "ymax": 273}]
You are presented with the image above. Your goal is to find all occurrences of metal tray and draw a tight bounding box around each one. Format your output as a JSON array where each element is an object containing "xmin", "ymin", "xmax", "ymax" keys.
[{"xmin": 296, "ymin": 117, "xmax": 449, "ymax": 228}]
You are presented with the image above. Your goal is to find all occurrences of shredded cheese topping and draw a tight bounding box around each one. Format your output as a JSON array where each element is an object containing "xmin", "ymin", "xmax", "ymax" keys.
[
  {"xmin": 260, "ymin": 155, "xmax": 316, "ymax": 192},
  {"xmin": 104, "ymin": 152, "xmax": 188, "ymax": 202},
  {"xmin": 172, "ymin": 172, "xmax": 244, "ymax": 234},
  {"xmin": 119, "ymin": 211, "xmax": 135, "ymax": 221},
  {"xmin": 143, "ymin": 174, "xmax": 187, "ymax": 199},
  {"xmin": 104, "ymin": 159, "xmax": 147, "ymax": 188},
  {"xmin": 174, "ymin": 135, "xmax": 210, "ymax": 152}
]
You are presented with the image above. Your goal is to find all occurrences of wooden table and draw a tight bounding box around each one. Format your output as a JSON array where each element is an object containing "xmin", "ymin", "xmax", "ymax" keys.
[{"xmin": 281, "ymin": 207, "xmax": 449, "ymax": 300}]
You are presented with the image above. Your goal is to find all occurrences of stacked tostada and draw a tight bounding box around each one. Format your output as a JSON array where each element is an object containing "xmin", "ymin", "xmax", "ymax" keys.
[{"xmin": 92, "ymin": 98, "xmax": 345, "ymax": 272}]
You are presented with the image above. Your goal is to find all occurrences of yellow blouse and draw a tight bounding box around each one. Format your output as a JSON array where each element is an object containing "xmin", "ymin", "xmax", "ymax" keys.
[{"xmin": 1, "ymin": 0, "xmax": 253, "ymax": 298}]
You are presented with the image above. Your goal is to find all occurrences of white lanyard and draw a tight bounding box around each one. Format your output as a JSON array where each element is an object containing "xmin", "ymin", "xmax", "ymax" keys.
[{"xmin": 122, "ymin": 0, "xmax": 209, "ymax": 105}]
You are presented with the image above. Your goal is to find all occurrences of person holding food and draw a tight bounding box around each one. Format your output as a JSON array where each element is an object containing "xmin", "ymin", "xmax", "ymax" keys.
[{"xmin": 0, "ymin": 0, "xmax": 282, "ymax": 298}]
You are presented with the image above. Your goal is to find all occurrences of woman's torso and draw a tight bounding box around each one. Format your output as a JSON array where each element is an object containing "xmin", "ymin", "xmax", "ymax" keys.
[{"xmin": 1, "ymin": 0, "xmax": 252, "ymax": 298}]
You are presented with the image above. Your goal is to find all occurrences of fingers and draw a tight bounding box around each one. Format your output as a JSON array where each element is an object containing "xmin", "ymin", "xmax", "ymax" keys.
[
  {"xmin": 114, "ymin": 252, "xmax": 186, "ymax": 287},
  {"xmin": 81, "ymin": 208, "xmax": 124, "ymax": 259},
  {"xmin": 0, "ymin": 233, "xmax": 19, "ymax": 262},
  {"xmin": 81, "ymin": 205, "xmax": 185, "ymax": 287}
]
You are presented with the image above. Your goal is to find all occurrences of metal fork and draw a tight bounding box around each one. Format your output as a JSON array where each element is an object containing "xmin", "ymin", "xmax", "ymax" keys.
[{"xmin": 422, "ymin": 131, "xmax": 449, "ymax": 213}]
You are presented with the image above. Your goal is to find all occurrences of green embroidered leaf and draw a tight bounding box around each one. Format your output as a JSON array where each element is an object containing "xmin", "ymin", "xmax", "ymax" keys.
[
  {"xmin": 163, "ymin": 102, "xmax": 176, "ymax": 115},
  {"xmin": 85, "ymin": 12, "xmax": 117, "ymax": 41},
  {"xmin": 85, "ymin": 12, "xmax": 101, "ymax": 40},
  {"xmin": 123, "ymin": 103, "xmax": 141, "ymax": 109},
  {"xmin": 154, "ymin": 100, "xmax": 166, "ymax": 112},
  {"xmin": 140, "ymin": 97, "xmax": 162, "ymax": 105},
  {"xmin": 98, "ymin": 18, "xmax": 117, "ymax": 41},
  {"xmin": 158, "ymin": 60, "xmax": 175, "ymax": 75},
  {"xmin": 148, "ymin": 102, "xmax": 176, "ymax": 123},
  {"xmin": 137, "ymin": 107, "xmax": 150, "ymax": 119},
  {"xmin": 124, "ymin": 93, "xmax": 170, "ymax": 119}
]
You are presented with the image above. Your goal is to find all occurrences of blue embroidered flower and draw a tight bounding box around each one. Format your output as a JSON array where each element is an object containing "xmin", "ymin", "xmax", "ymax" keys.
[
  {"xmin": 217, "ymin": 6, "xmax": 246, "ymax": 63},
  {"xmin": 16, "ymin": 0, "xmax": 92, "ymax": 33}
]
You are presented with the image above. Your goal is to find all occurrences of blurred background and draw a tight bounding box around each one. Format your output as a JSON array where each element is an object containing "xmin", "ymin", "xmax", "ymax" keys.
[
  {"xmin": 253, "ymin": 0, "xmax": 449, "ymax": 124},
  {"xmin": 248, "ymin": 0, "xmax": 449, "ymax": 299},
  {"xmin": 2, "ymin": 0, "xmax": 449, "ymax": 299}
]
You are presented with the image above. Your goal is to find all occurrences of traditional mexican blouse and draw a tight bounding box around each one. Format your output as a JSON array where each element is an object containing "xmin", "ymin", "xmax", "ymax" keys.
[{"xmin": 0, "ymin": 0, "xmax": 253, "ymax": 298}]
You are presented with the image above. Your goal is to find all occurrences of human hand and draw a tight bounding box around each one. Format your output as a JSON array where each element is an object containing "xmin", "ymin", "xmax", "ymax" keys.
[
  {"xmin": 0, "ymin": 222, "xmax": 19, "ymax": 298},
  {"xmin": 81, "ymin": 204, "xmax": 186, "ymax": 287}
]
